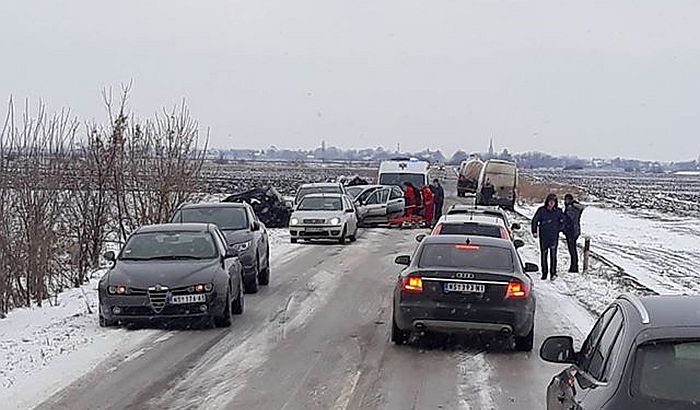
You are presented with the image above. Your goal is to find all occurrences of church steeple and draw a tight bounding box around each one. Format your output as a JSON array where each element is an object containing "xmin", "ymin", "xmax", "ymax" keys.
[{"xmin": 488, "ymin": 137, "xmax": 494, "ymax": 157}]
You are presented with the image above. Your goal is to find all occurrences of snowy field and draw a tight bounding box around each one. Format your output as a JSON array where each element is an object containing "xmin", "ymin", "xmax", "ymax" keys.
[{"xmin": 518, "ymin": 201, "xmax": 700, "ymax": 297}]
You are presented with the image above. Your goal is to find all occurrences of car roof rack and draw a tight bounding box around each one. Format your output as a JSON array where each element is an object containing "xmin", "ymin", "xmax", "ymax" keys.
[{"xmin": 618, "ymin": 294, "xmax": 650, "ymax": 324}]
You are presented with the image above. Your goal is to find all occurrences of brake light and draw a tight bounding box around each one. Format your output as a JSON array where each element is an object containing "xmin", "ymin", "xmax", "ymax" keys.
[
  {"xmin": 402, "ymin": 276, "xmax": 423, "ymax": 293},
  {"xmin": 455, "ymin": 244, "xmax": 480, "ymax": 250},
  {"xmin": 499, "ymin": 227, "xmax": 510, "ymax": 240},
  {"xmin": 505, "ymin": 281, "xmax": 528, "ymax": 299},
  {"xmin": 431, "ymin": 224, "xmax": 442, "ymax": 235}
]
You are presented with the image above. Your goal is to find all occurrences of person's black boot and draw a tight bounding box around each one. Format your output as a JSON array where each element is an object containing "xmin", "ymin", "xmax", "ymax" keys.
[
  {"xmin": 550, "ymin": 273, "xmax": 558, "ymax": 281},
  {"xmin": 541, "ymin": 271, "xmax": 548, "ymax": 280}
]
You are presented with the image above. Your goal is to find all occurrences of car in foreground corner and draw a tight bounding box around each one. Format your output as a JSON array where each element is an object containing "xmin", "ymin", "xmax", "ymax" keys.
[
  {"xmin": 289, "ymin": 193, "xmax": 358, "ymax": 244},
  {"xmin": 171, "ymin": 202, "xmax": 270, "ymax": 294},
  {"xmin": 98, "ymin": 223, "xmax": 244, "ymax": 328},
  {"xmin": 392, "ymin": 235, "xmax": 538, "ymax": 350},
  {"xmin": 540, "ymin": 294, "xmax": 700, "ymax": 410}
]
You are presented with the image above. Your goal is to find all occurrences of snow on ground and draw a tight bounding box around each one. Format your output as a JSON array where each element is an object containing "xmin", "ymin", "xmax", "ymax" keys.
[{"xmin": 517, "ymin": 202, "xmax": 700, "ymax": 296}]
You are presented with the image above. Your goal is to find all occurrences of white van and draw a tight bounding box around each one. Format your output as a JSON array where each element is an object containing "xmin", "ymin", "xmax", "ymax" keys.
[
  {"xmin": 377, "ymin": 158, "xmax": 430, "ymax": 188},
  {"xmin": 476, "ymin": 159, "xmax": 518, "ymax": 210}
]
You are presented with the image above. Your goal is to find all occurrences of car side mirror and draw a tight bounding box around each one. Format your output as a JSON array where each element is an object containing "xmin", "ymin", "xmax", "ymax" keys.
[
  {"xmin": 540, "ymin": 336, "xmax": 577, "ymax": 364},
  {"xmin": 524, "ymin": 262, "xmax": 539, "ymax": 272},
  {"xmin": 415, "ymin": 233, "xmax": 427, "ymax": 242},
  {"xmin": 251, "ymin": 221, "xmax": 261, "ymax": 231},
  {"xmin": 225, "ymin": 248, "xmax": 239, "ymax": 259},
  {"xmin": 513, "ymin": 239, "xmax": 525, "ymax": 249},
  {"xmin": 394, "ymin": 255, "xmax": 411, "ymax": 266},
  {"xmin": 104, "ymin": 251, "xmax": 116, "ymax": 262}
]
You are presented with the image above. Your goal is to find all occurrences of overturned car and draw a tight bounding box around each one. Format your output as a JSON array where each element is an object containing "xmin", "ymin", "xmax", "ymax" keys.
[{"xmin": 224, "ymin": 186, "xmax": 292, "ymax": 228}]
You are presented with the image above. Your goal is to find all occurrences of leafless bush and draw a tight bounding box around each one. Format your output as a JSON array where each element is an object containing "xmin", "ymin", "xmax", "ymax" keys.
[{"xmin": 0, "ymin": 87, "xmax": 208, "ymax": 315}]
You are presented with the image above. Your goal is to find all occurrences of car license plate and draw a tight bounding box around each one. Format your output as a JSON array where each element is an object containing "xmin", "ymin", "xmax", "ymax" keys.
[
  {"xmin": 171, "ymin": 294, "xmax": 206, "ymax": 304},
  {"xmin": 306, "ymin": 227, "xmax": 324, "ymax": 232},
  {"xmin": 444, "ymin": 282, "xmax": 486, "ymax": 293}
]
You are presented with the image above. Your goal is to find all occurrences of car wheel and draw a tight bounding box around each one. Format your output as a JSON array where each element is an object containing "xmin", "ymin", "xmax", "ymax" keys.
[
  {"xmin": 243, "ymin": 273, "xmax": 259, "ymax": 294},
  {"xmin": 214, "ymin": 290, "xmax": 233, "ymax": 327},
  {"xmin": 391, "ymin": 314, "xmax": 410, "ymax": 345},
  {"xmin": 258, "ymin": 260, "xmax": 270, "ymax": 286},
  {"xmin": 338, "ymin": 226, "xmax": 347, "ymax": 245},
  {"xmin": 514, "ymin": 323, "xmax": 534, "ymax": 352},
  {"xmin": 232, "ymin": 279, "xmax": 244, "ymax": 315}
]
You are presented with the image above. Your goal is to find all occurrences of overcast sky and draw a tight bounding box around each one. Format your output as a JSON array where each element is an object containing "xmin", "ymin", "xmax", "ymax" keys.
[{"xmin": 1, "ymin": 1, "xmax": 699, "ymax": 161}]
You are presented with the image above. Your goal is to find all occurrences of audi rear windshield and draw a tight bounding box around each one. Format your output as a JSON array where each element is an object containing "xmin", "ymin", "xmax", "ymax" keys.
[
  {"xmin": 418, "ymin": 243, "xmax": 514, "ymax": 272},
  {"xmin": 632, "ymin": 339, "xmax": 700, "ymax": 406},
  {"xmin": 437, "ymin": 223, "xmax": 503, "ymax": 238}
]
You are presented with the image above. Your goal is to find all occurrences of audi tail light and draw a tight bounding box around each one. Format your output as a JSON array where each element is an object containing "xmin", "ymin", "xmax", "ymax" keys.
[
  {"xmin": 505, "ymin": 281, "xmax": 528, "ymax": 299},
  {"xmin": 401, "ymin": 276, "xmax": 423, "ymax": 293}
]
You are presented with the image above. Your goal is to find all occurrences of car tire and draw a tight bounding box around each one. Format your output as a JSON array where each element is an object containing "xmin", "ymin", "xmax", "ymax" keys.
[
  {"xmin": 232, "ymin": 280, "xmax": 244, "ymax": 315},
  {"xmin": 214, "ymin": 290, "xmax": 233, "ymax": 328},
  {"xmin": 290, "ymin": 238, "xmax": 298, "ymax": 244},
  {"xmin": 243, "ymin": 273, "xmax": 259, "ymax": 294},
  {"xmin": 514, "ymin": 323, "xmax": 534, "ymax": 352},
  {"xmin": 338, "ymin": 227, "xmax": 347, "ymax": 245},
  {"xmin": 391, "ymin": 314, "xmax": 410, "ymax": 345},
  {"xmin": 258, "ymin": 262, "xmax": 270, "ymax": 286}
]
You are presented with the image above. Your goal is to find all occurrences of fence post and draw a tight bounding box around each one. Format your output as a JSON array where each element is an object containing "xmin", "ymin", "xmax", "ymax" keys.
[{"xmin": 583, "ymin": 237, "xmax": 591, "ymax": 273}]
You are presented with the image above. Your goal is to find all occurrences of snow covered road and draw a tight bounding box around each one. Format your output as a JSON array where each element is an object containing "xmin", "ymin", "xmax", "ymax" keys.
[{"xmin": 4, "ymin": 192, "xmax": 604, "ymax": 410}]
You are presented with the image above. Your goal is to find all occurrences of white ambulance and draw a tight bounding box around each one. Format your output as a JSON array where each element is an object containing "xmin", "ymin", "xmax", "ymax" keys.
[{"xmin": 377, "ymin": 158, "xmax": 430, "ymax": 188}]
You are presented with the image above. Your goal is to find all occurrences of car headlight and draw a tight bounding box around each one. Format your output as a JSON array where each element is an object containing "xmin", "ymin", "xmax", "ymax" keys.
[
  {"xmin": 108, "ymin": 285, "xmax": 127, "ymax": 295},
  {"xmin": 234, "ymin": 241, "xmax": 251, "ymax": 251},
  {"xmin": 290, "ymin": 218, "xmax": 299, "ymax": 226},
  {"xmin": 329, "ymin": 217, "xmax": 341, "ymax": 226},
  {"xmin": 188, "ymin": 283, "xmax": 214, "ymax": 293}
]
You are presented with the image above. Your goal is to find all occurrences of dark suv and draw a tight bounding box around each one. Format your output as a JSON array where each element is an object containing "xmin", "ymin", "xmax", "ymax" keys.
[
  {"xmin": 540, "ymin": 294, "xmax": 700, "ymax": 410},
  {"xmin": 172, "ymin": 203, "xmax": 270, "ymax": 294}
]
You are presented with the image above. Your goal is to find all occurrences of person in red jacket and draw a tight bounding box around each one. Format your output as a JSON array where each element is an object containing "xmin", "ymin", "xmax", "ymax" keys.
[
  {"xmin": 403, "ymin": 182, "xmax": 417, "ymax": 216},
  {"xmin": 421, "ymin": 184, "xmax": 435, "ymax": 225}
]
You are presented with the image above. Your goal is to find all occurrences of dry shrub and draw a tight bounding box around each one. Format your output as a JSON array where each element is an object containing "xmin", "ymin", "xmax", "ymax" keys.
[{"xmin": 518, "ymin": 173, "xmax": 588, "ymax": 204}]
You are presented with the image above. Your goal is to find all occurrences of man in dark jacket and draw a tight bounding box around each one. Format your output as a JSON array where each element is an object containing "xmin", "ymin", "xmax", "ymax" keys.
[
  {"xmin": 563, "ymin": 194, "xmax": 585, "ymax": 272},
  {"xmin": 532, "ymin": 193, "xmax": 565, "ymax": 280},
  {"xmin": 430, "ymin": 179, "xmax": 445, "ymax": 222}
]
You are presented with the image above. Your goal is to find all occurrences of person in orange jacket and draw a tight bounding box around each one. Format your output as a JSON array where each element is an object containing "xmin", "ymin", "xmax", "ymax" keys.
[
  {"xmin": 421, "ymin": 184, "xmax": 435, "ymax": 224},
  {"xmin": 403, "ymin": 182, "xmax": 417, "ymax": 216}
]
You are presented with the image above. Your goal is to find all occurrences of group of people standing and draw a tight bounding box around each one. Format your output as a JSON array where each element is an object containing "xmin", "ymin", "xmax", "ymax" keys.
[
  {"xmin": 531, "ymin": 193, "xmax": 585, "ymax": 280},
  {"xmin": 402, "ymin": 179, "xmax": 445, "ymax": 225}
]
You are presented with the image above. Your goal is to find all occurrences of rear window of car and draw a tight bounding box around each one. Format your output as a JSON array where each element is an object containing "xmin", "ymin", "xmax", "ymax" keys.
[
  {"xmin": 632, "ymin": 339, "xmax": 700, "ymax": 404},
  {"xmin": 436, "ymin": 223, "xmax": 503, "ymax": 238},
  {"xmin": 417, "ymin": 243, "xmax": 514, "ymax": 272}
]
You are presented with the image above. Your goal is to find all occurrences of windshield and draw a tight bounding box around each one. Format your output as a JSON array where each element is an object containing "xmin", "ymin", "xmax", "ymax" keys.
[
  {"xmin": 121, "ymin": 231, "xmax": 218, "ymax": 260},
  {"xmin": 437, "ymin": 223, "xmax": 504, "ymax": 238},
  {"xmin": 297, "ymin": 196, "xmax": 342, "ymax": 211},
  {"xmin": 345, "ymin": 186, "xmax": 365, "ymax": 199},
  {"xmin": 632, "ymin": 340, "xmax": 700, "ymax": 405},
  {"xmin": 295, "ymin": 186, "xmax": 342, "ymax": 203},
  {"xmin": 173, "ymin": 207, "xmax": 248, "ymax": 231},
  {"xmin": 378, "ymin": 173, "xmax": 426, "ymax": 188},
  {"xmin": 418, "ymin": 243, "xmax": 514, "ymax": 271}
]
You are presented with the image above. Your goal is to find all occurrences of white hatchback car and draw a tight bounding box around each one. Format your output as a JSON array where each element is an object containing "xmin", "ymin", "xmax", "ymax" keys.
[{"xmin": 289, "ymin": 194, "xmax": 359, "ymax": 244}]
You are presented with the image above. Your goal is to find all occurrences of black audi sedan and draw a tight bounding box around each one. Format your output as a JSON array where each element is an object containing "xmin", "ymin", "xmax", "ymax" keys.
[
  {"xmin": 98, "ymin": 223, "xmax": 244, "ymax": 328},
  {"xmin": 172, "ymin": 203, "xmax": 270, "ymax": 294},
  {"xmin": 392, "ymin": 235, "xmax": 538, "ymax": 350},
  {"xmin": 541, "ymin": 294, "xmax": 700, "ymax": 410}
]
